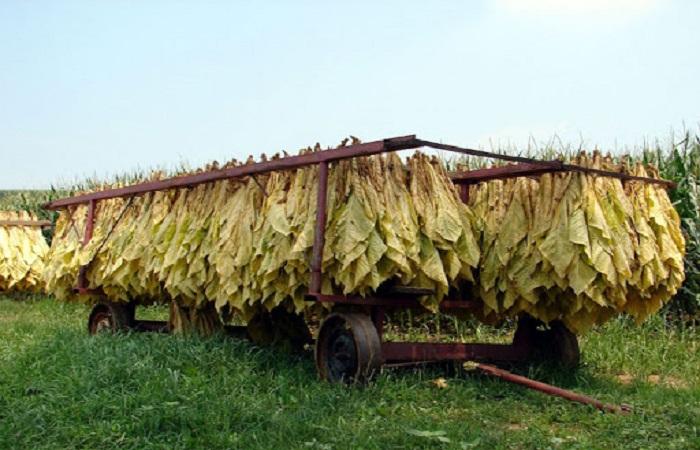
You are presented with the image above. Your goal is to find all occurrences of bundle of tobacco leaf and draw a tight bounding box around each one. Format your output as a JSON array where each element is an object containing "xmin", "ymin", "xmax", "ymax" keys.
[
  {"xmin": 0, "ymin": 211, "xmax": 49, "ymax": 292},
  {"xmin": 43, "ymin": 148, "xmax": 480, "ymax": 322},
  {"xmin": 44, "ymin": 143, "xmax": 684, "ymax": 334},
  {"xmin": 467, "ymin": 152, "xmax": 684, "ymax": 332}
]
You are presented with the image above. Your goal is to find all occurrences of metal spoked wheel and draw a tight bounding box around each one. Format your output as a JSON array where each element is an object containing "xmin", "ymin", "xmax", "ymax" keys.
[
  {"xmin": 315, "ymin": 312, "xmax": 382, "ymax": 384},
  {"xmin": 88, "ymin": 303, "xmax": 134, "ymax": 335}
]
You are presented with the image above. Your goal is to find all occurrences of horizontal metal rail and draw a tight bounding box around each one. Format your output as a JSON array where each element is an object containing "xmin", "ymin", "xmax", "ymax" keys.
[
  {"xmin": 45, "ymin": 135, "xmax": 674, "ymax": 210},
  {"xmin": 45, "ymin": 135, "xmax": 419, "ymax": 209},
  {"xmin": 0, "ymin": 220, "xmax": 52, "ymax": 228},
  {"xmin": 417, "ymin": 139, "xmax": 555, "ymax": 165},
  {"xmin": 420, "ymin": 138, "xmax": 672, "ymax": 188},
  {"xmin": 307, "ymin": 293, "xmax": 479, "ymax": 311},
  {"xmin": 132, "ymin": 320, "xmax": 169, "ymax": 333},
  {"xmin": 560, "ymin": 162, "xmax": 674, "ymax": 188},
  {"xmin": 450, "ymin": 162, "xmax": 564, "ymax": 184},
  {"xmin": 382, "ymin": 342, "xmax": 531, "ymax": 363},
  {"xmin": 476, "ymin": 363, "xmax": 631, "ymax": 414},
  {"xmin": 449, "ymin": 160, "xmax": 675, "ymax": 188}
]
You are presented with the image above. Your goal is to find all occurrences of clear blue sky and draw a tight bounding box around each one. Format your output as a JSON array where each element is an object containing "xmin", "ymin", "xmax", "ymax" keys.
[{"xmin": 1, "ymin": 0, "xmax": 698, "ymax": 188}]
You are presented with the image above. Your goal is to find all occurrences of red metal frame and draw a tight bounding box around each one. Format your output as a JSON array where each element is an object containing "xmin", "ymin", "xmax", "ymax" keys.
[
  {"xmin": 45, "ymin": 136, "xmax": 418, "ymax": 209},
  {"xmin": 43, "ymin": 135, "xmax": 673, "ymax": 211},
  {"xmin": 449, "ymin": 160, "xmax": 673, "ymax": 187},
  {"xmin": 44, "ymin": 134, "xmax": 670, "ymax": 413},
  {"xmin": 476, "ymin": 363, "xmax": 631, "ymax": 414},
  {"xmin": 450, "ymin": 162, "xmax": 564, "ymax": 185},
  {"xmin": 308, "ymin": 294, "xmax": 478, "ymax": 310},
  {"xmin": 382, "ymin": 342, "xmax": 531, "ymax": 363}
]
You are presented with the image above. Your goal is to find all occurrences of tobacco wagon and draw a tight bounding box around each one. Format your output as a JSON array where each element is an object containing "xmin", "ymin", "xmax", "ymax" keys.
[{"xmin": 45, "ymin": 135, "xmax": 672, "ymax": 412}]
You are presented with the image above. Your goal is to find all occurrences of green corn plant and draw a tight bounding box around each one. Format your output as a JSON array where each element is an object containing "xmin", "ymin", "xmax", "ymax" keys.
[{"xmin": 643, "ymin": 130, "xmax": 700, "ymax": 319}]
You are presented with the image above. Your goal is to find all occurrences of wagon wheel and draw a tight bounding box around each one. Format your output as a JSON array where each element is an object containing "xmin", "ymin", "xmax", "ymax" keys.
[
  {"xmin": 246, "ymin": 307, "xmax": 312, "ymax": 352},
  {"xmin": 88, "ymin": 302, "xmax": 134, "ymax": 335},
  {"xmin": 513, "ymin": 317, "xmax": 580, "ymax": 369},
  {"xmin": 315, "ymin": 312, "xmax": 382, "ymax": 384},
  {"xmin": 544, "ymin": 321, "xmax": 580, "ymax": 369}
]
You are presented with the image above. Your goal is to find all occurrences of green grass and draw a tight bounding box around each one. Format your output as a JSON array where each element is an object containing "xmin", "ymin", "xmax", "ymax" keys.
[{"xmin": 0, "ymin": 297, "xmax": 698, "ymax": 449}]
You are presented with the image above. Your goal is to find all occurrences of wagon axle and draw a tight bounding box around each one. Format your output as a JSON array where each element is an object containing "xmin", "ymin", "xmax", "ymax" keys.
[{"xmin": 84, "ymin": 299, "xmax": 630, "ymax": 415}]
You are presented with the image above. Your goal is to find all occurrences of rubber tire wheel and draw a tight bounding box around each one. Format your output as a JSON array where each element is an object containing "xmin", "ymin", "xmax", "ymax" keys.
[
  {"xmin": 246, "ymin": 307, "xmax": 312, "ymax": 352},
  {"xmin": 513, "ymin": 317, "xmax": 580, "ymax": 369},
  {"xmin": 315, "ymin": 312, "xmax": 382, "ymax": 384},
  {"xmin": 544, "ymin": 321, "xmax": 580, "ymax": 369},
  {"xmin": 88, "ymin": 303, "xmax": 134, "ymax": 335}
]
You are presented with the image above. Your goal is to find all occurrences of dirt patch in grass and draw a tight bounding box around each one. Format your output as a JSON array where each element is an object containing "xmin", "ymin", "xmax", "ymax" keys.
[
  {"xmin": 616, "ymin": 372, "xmax": 689, "ymax": 389},
  {"xmin": 646, "ymin": 374, "xmax": 689, "ymax": 389},
  {"xmin": 616, "ymin": 373, "xmax": 634, "ymax": 385}
]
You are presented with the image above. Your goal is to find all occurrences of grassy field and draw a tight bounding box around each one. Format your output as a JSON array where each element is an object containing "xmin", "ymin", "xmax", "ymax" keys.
[{"xmin": 0, "ymin": 297, "xmax": 698, "ymax": 449}]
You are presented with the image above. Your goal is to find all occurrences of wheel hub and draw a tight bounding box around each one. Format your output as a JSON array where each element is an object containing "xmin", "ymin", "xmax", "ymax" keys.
[
  {"xmin": 316, "ymin": 312, "xmax": 382, "ymax": 384},
  {"xmin": 91, "ymin": 312, "xmax": 112, "ymax": 334},
  {"xmin": 326, "ymin": 327, "xmax": 357, "ymax": 382}
]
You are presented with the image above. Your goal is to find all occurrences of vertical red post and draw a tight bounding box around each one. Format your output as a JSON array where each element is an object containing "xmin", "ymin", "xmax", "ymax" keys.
[
  {"xmin": 459, "ymin": 184, "xmax": 470, "ymax": 204},
  {"xmin": 78, "ymin": 199, "xmax": 96, "ymax": 290},
  {"xmin": 371, "ymin": 307, "xmax": 385, "ymax": 341},
  {"xmin": 310, "ymin": 162, "xmax": 329, "ymax": 294}
]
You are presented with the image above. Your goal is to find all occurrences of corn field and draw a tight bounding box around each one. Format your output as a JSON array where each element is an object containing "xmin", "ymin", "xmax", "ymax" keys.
[{"xmin": 642, "ymin": 130, "xmax": 700, "ymax": 318}]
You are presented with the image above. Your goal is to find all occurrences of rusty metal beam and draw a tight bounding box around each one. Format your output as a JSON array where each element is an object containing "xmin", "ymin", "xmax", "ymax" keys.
[
  {"xmin": 132, "ymin": 320, "xmax": 169, "ymax": 333},
  {"xmin": 476, "ymin": 363, "xmax": 631, "ymax": 414},
  {"xmin": 423, "ymin": 139, "xmax": 671, "ymax": 188},
  {"xmin": 45, "ymin": 135, "xmax": 420, "ymax": 209},
  {"xmin": 45, "ymin": 135, "xmax": 675, "ymax": 210},
  {"xmin": 417, "ymin": 139, "xmax": 552, "ymax": 165},
  {"xmin": 560, "ymin": 162, "xmax": 675, "ymax": 188},
  {"xmin": 382, "ymin": 341, "xmax": 531, "ymax": 363},
  {"xmin": 447, "ymin": 160, "xmax": 675, "ymax": 188},
  {"xmin": 459, "ymin": 184, "xmax": 469, "ymax": 204},
  {"xmin": 450, "ymin": 162, "xmax": 564, "ymax": 184},
  {"xmin": 307, "ymin": 294, "xmax": 479, "ymax": 311}
]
